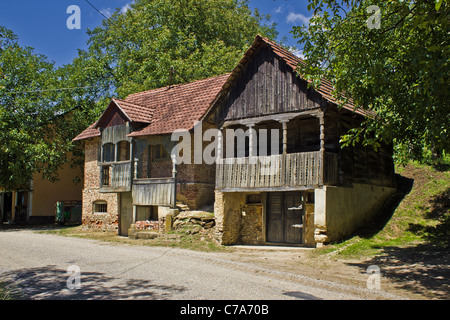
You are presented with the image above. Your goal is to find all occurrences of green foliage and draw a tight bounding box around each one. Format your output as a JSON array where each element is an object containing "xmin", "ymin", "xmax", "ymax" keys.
[
  {"xmin": 0, "ymin": 0, "xmax": 277, "ymax": 190},
  {"xmin": 292, "ymin": 0, "xmax": 449, "ymax": 163},
  {"xmin": 80, "ymin": 0, "xmax": 278, "ymax": 97},
  {"xmin": 0, "ymin": 27, "xmax": 60, "ymax": 189}
]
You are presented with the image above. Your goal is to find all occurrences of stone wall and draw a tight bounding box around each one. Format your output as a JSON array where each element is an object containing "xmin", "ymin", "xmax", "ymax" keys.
[
  {"xmin": 82, "ymin": 138, "xmax": 119, "ymax": 232},
  {"xmin": 214, "ymin": 191, "xmax": 264, "ymax": 245}
]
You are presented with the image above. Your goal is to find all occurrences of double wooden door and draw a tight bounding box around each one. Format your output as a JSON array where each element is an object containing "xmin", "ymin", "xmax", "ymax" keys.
[{"xmin": 266, "ymin": 192, "xmax": 304, "ymax": 244}]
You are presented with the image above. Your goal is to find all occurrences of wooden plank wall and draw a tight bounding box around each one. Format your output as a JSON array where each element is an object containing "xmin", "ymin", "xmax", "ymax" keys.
[
  {"xmin": 111, "ymin": 162, "xmax": 131, "ymax": 190},
  {"xmin": 330, "ymin": 107, "xmax": 396, "ymax": 187},
  {"xmin": 132, "ymin": 178, "xmax": 175, "ymax": 206},
  {"xmin": 101, "ymin": 124, "xmax": 131, "ymax": 145},
  {"xmin": 214, "ymin": 45, "xmax": 324, "ymax": 123}
]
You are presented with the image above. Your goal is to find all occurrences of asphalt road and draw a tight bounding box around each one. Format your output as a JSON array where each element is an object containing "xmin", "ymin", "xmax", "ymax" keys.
[{"xmin": 0, "ymin": 229, "xmax": 390, "ymax": 300}]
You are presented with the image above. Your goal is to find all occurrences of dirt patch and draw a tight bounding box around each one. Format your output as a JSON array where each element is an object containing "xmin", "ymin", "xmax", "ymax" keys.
[{"xmin": 223, "ymin": 246, "xmax": 418, "ymax": 299}]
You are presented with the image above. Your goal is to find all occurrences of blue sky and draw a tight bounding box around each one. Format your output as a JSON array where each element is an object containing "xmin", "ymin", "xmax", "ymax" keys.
[{"xmin": 0, "ymin": 0, "xmax": 312, "ymax": 67}]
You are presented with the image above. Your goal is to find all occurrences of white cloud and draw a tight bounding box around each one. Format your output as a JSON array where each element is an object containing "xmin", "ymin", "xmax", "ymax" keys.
[
  {"xmin": 121, "ymin": 3, "xmax": 132, "ymax": 13},
  {"xmin": 274, "ymin": 6, "xmax": 283, "ymax": 14},
  {"xmin": 100, "ymin": 7, "xmax": 112, "ymax": 17},
  {"xmin": 286, "ymin": 12, "xmax": 311, "ymax": 25},
  {"xmin": 100, "ymin": 2, "xmax": 132, "ymax": 17},
  {"xmin": 290, "ymin": 49, "xmax": 305, "ymax": 59}
]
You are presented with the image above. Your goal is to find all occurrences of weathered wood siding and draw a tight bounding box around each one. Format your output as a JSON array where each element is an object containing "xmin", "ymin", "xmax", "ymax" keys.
[
  {"xmin": 111, "ymin": 162, "xmax": 131, "ymax": 190},
  {"xmin": 132, "ymin": 178, "xmax": 175, "ymax": 206},
  {"xmin": 97, "ymin": 104, "xmax": 128, "ymax": 128},
  {"xmin": 328, "ymin": 107, "xmax": 396, "ymax": 187},
  {"xmin": 216, "ymin": 151, "xmax": 325, "ymax": 191},
  {"xmin": 101, "ymin": 124, "xmax": 131, "ymax": 145},
  {"xmin": 213, "ymin": 45, "xmax": 324, "ymax": 123}
]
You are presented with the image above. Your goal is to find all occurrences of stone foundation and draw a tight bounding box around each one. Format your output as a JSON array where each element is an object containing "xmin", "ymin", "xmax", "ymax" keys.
[
  {"xmin": 81, "ymin": 188, "xmax": 119, "ymax": 232},
  {"xmin": 214, "ymin": 191, "xmax": 264, "ymax": 245}
]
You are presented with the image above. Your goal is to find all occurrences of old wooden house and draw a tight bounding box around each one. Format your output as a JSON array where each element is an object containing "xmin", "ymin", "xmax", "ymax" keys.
[
  {"xmin": 74, "ymin": 35, "xmax": 396, "ymax": 246},
  {"xmin": 205, "ymin": 35, "xmax": 397, "ymax": 247}
]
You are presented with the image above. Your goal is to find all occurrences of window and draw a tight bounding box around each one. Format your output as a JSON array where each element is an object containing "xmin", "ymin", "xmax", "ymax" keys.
[
  {"xmin": 152, "ymin": 144, "xmax": 170, "ymax": 161},
  {"xmin": 117, "ymin": 141, "xmax": 131, "ymax": 161},
  {"xmin": 102, "ymin": 143, "xmax": 115, "ymax": 163},
  {"xmin": 93, "ymin": 201, "xmax": 107, "ymax": 214}
]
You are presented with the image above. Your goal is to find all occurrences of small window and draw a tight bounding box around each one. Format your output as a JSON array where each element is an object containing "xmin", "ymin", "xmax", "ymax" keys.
[
  {"xmin": 152, "ymin": 144, "xmax": 170, "ymax": 161},
  {"xmin": 93, "ymin": 201, "xmax": 107, "ymax": 214},
  {"xmin": 246, "ymin": 194, "xmax": 261, "ymax": 204}
]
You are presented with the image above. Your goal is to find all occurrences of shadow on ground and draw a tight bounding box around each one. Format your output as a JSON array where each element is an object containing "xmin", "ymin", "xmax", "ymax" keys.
[
  {"xmin": 0, "ymin": 265, "xmax": 186, "ymax": 300},
  {"xmin": 346, "ymin": 178, "xmax": 450, "ymax": 299},
  {"xmin": 347, "ymin": 244, "xmax": 449, "ymax": 299}
]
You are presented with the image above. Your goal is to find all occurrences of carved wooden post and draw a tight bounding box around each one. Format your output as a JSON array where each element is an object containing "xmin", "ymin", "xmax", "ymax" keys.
[
  {"xmin": 134, "ymin": 157, "xmax": 138, "ymax": 180},
  {"xmin": 280, "ymin": 120, "xmax": 288, "ymax": 155},
  {"xmin": 216, "ymin": 128, "xmax": 223, "ymax": 161},
  {"xmin": 247, "ymin": 123, "xmax": 256, "ymax": 166},
  {"xmin": 99, "ymin": 143, "xmax": 104, "ymax": 188},
  {"xmin": 171, "ymin": 154, "xmax": 177, "ymax": 209},
  {"xmin": 319, "ymin": 112, "xmax": 325, "ymax": 185},
  {"xmin": 279, "ymin": 120, "xmax": 289, "ymax": 185}
]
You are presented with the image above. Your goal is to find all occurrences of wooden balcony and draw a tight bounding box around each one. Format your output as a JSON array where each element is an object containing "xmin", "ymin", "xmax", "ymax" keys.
[
  {"xmin": 132, "ymin": 177, "xmax": 176, "ymax": 207},
  {"xmin": 216, "ymin": 151, "xmax": 338, "ymax": 191},
  {"xmin": 99, "ymin": 161, "xmax": 132, "ymax": 192}
]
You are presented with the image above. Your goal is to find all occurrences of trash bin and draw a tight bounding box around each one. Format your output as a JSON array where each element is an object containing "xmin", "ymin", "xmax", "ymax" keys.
[
  {"xmin": 55, "ymin": 201, "xmax": 65, "ymax": 224},
  {"xmin": 55, "ymin": 201, "xmax": 82, "ymax": 225}
]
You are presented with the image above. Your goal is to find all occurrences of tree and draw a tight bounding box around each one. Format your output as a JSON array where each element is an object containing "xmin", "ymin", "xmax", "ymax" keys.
[
  {"xmin": 79, "ymin": 0, "xmax": 278, "ymax": 97},
  {"xmin": 291, "ymin": 0, "xmax": 449, "ymax": 163},
  {"xmin": 0, "ymin": 26, "xmax": 63, "ymax": 190},
  {"xmin": 0, "ymin": 0, "xmax": 278, "ymax": 189}
]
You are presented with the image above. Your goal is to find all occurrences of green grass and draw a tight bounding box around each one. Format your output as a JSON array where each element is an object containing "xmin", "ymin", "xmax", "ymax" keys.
[
  {"xmin": 314, "ymin": 161, "xmax": 449, "ymax": 259},
  {"xmin": 39, "ymin": 223, "xmax": 228, "ymax": 252}
]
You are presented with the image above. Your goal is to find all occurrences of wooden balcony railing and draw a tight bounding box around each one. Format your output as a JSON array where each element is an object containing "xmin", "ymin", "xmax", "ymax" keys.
[
  {"xmin": 216, "ymin": 151, "xmax": 338, "ymax": 191},
  {"xmin": 100, "ymin": 161, "xmax": 131, "ymax": 192},
  {"xmin": 132, "ymin": 177, "xmax": 176, "ymax": 207}
]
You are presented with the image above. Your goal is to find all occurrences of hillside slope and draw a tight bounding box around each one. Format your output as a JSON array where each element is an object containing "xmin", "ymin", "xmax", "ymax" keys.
[{"xmin": 316, "ymin": 162, "xmax": 449, "ymax": 299}]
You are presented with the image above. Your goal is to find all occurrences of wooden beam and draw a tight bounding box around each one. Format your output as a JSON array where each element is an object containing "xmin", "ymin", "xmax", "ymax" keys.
[{"xmin": 221, "ymin": 109, "xmax": 322, "ymax": 128}]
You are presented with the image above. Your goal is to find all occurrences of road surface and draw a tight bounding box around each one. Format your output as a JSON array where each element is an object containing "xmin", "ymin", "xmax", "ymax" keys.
[{"xmin": 0, "ymin": 229, "xmax": 403, "ymax": 300}]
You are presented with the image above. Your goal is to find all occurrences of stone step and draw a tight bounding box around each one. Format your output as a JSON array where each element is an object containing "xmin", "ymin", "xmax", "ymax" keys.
[{"xmin": 176, "ymin": 202, "xmax": 190, "ymax": 211}]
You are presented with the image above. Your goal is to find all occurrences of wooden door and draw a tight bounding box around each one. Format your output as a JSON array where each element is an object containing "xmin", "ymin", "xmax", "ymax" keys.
[
  {"xmin": 266, "ymin": 192, "xmax": 284, "ymax": 243},
  {"xmin": 266, "ymin": 192, "xmax": 303, "ymax": 244},
  {"xmin": 284, "ymin": 192, "xmax": 303, "ymax": 244}
]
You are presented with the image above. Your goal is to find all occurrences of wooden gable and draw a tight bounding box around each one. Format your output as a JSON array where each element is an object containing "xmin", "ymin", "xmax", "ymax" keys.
[
  {"xmin": 211, "ymin": 44, "xmax": 325, "ymax": 124},
  {"xmin": 95, "ymin": 101, "xmax": 130, "ymax": 129}
]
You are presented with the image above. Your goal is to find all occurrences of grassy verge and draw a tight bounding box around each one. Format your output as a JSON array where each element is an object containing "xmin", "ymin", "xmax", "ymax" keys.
[
  {"xmin": 313, "ymin": 161, "xmax": 449, "ymax": 259},
  {"xmin": 40, "ymin": 223, "xmax": 229, "ymax": 253}
]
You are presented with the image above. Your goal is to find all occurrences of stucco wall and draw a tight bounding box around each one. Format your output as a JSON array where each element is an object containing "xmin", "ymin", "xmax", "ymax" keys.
[
  {"xmin": 31, "ymin": 161, "xmax": 83, "ymax": 217},
  {"xmin": 314, "ymin": 184, "xmax": 396, "ymax": 243}
]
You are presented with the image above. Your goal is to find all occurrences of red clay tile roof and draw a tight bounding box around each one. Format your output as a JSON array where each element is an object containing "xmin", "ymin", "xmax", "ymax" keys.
[
  {"xmin": 73, "ymin": 74, "xmax": 229, "ymax": 141},
  {"xmin": 112, "ymin": 98, "xmax": 154, "ymax": 124},
  {"xmin": 73, "ymin": 35, "xmax": 370, "ymax": 142},
  {"xmin": 73, "ymin": 122, "xmax": 101, "ymax": 141},
  {"xmin": 127, "ymin": 74, "xmax": 229, "ymax": 137}
]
